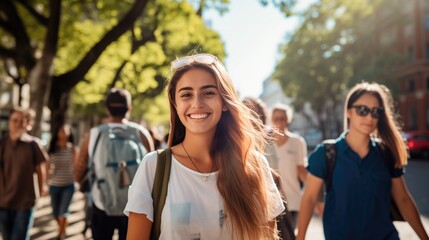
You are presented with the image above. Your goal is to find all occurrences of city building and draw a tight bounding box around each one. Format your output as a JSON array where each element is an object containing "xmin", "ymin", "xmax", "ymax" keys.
[{"xmin": 377, "ymin": 0, "xmax": 429, "ymax": 131}]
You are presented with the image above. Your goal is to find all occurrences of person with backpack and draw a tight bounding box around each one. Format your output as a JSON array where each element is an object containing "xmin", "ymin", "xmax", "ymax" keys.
[
  {"xmin": 74, "ymin": 88, "xmax": 154, "ymax": 240},
  {"xmin": 296, "ymin": 82, "xmax": 429, "ymax": 240},
  {"xmin": 125, "ymin": 53, "xmax": 285, "ymax": 240}
]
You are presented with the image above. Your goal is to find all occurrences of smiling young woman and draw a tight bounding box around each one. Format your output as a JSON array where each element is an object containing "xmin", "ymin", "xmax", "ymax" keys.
[
  {"xmin": 297, "ymin": 82, "xmax": 429, "ymax": 240},
  {"xmin": 124, "ymin": 53, "xmax": 285, "ymax": 240}
]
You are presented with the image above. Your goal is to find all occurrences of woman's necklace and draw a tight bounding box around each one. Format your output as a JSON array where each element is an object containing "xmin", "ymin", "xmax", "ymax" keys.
[{"xmin": 181, "ymin": 142, "xmax": 214, "ymax": 181}]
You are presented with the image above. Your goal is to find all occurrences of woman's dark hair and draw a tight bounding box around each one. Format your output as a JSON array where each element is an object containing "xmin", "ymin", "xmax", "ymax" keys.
[
  {"xmin": 48, "ymin": 125, "xmax": 74, "ymax": 154},
  {"xmin": 242, "ymin": 96, "xmax": 267, "ymax": 125},
  {"xmin": 344, "ymin": 82, "xmax": 407, "ymax": 167}
]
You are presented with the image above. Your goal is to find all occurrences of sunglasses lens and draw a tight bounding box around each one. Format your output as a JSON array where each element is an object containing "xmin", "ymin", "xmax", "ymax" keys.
[
  {"xmin": 172, "ymin": 56, "xmax": 192, "ymax": 69},
  {"xmin": 370, "ymin": 109, "xmax": 381, "ymax": 118},
  {"xmin": 194, "ymin": 54, "xmax": 215, "ymax": 64},
  {"xmin": 353, "ymin": 105, "xmax": 382, "ymax": 118},
  {"xmin": 171, "ymin": 54, "xmax": 216, "ymax": 69},
  {"xmin": 356, "ymin": 106, "xmax": 369, "ymax": 117}
]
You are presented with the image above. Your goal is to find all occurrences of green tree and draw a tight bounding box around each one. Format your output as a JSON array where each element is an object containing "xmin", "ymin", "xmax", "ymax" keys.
[
  {"xmin": 0, "ymin": 0, "xmax": 297, "ymax": 137},
  {"xmin": 272, "ymin": 0, "xmax": 403, "ymax": 138}
]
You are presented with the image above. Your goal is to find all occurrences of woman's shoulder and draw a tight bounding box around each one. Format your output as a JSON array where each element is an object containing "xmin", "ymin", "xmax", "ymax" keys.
[{"xmin": 143, "ymin": 150, "xmax": 160, "ymax": 162}]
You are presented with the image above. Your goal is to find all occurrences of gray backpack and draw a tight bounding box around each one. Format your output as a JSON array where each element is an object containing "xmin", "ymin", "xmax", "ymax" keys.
[{"xmin": 89, "ymin": 123, "xmax": 146, "ymax": 216}]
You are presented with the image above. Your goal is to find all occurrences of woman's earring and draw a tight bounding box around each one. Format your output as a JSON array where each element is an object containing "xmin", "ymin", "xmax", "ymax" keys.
[{"xmin": 222, "ymin": 106, "xmax": 228, "ymax": 111}]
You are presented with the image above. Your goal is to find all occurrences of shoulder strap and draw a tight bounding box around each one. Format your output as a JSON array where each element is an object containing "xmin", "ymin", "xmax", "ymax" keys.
[
  {"xmin": 89, "ymin": 128, "xmax": 103, "ymax": 168},
  {"xmin": 323, "ymin": 139, "xmax": 337, "ymax": 192},
  {"xmin": 151, "ymin": 148, "xmax": 172, "ymax": 240}
]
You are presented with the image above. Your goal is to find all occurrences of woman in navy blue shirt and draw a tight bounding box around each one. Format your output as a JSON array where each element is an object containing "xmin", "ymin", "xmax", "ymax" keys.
[{"xmin": 297, "ymin": 82, "xmax": 429, "ymax": 240}]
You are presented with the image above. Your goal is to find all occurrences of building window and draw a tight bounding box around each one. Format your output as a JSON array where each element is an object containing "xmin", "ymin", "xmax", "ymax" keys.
[
  {"xmin": 408, "ymin": 79, "xmax": 415, "ymax": 92},
  {"xmin": 409, "ymin": 107, "xmax": 417, "ymax": 130},
  {"xmin": 408, "ymin": 46, "xmax": 414, "ymax": 61}
]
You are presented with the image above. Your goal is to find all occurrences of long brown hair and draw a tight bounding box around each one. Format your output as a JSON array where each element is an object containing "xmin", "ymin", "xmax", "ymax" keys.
[
  {"xmin": 167, "ymin": 58, "xmax": 278, "ymax": 239},
  {"xmin": 343, "ymin": 82, "xmax": 407, "ymax": 167}
]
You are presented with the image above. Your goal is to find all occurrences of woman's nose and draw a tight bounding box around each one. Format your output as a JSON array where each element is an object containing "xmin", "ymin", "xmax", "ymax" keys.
[{"xmin": 191, "ymin": 95, "xmax": 204, "ymax": 108}]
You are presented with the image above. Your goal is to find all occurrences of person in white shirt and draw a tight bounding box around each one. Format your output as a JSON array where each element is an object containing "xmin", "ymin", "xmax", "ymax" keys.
[
  {"xmin": 125, "ymin": 53, "xmax": 285, "ymax": 240},
  {"xmin": 271, "ymin": 103, "xmax": 308, "ymax": 228},
  {"xmin": 75, "ymin": 88, "xmax": 154, "ymax": 240}
]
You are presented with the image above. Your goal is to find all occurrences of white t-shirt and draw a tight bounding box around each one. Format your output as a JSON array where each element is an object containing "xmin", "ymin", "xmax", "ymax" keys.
[
  {"xmin": 274, "ymin": 131, "xmax": 308, "ymax": 211},
  {"xmin": 124, "ymin": 151, "xmax": 285, "ymax": 240}
]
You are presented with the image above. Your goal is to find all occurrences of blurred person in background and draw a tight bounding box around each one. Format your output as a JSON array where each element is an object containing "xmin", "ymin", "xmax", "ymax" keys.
[
  {"xmin": 0, "ymin": 107, "xmax": 49, "ymax": 240},
  {"xmin": 47, "ymin": 124, "xmax": 78, "ymax": 240},
  {"xmin": 271, "ymin": 103, "xmax": 308, "ymax": 229},
  {"xmin": 75, "ymin": 88, "xmax": 154, "ymax": 240}
]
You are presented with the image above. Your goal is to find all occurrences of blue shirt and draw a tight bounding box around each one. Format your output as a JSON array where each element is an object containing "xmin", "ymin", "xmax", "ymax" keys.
[{"xmin": 308, "ymin": 133, "xmax": 404, "ymax": 240}]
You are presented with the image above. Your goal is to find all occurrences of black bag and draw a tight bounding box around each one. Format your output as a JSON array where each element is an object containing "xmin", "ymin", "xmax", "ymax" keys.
[
  {"xmin": 323, "ymin": 140, "xmax": 405, "ymax": 222},
  {"xmin": 277, "ymin": 201, "xmax": 296, "ymax": 240},
  {"xmin": 79, "ymin": 168, "xmax": 91, "ymax": 193}
]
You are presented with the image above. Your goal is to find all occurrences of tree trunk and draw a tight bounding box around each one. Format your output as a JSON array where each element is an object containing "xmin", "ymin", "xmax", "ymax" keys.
[
  {"xmin": 29, "ymin": 0, "xmax": 61, "ymax": 137},
  {"xmin": 47, "ymin": 0, "xmax": 149, "ymax": 134},
  {"xmin": 49, "ymin": 90, "xmax": 70, "ymax": 138}
]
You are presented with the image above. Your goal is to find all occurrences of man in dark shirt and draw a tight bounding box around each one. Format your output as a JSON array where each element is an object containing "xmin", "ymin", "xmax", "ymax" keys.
[{"xmin": 0, "ymin": 107, "xmax": 48, "ymax": 240}]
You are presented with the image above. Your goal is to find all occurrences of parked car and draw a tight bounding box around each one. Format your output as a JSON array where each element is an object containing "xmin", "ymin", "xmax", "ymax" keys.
[{"xmin": 403, "ymin": 131, "xmax": 429, "ymax": 159}]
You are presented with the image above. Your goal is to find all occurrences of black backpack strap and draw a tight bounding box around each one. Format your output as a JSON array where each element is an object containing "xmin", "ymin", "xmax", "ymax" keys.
[
  {"xmin": 377, "ymin": 142, "xmax": 396, "ymax": 174},
  {"xmin": 323, "ymin": 139, "xmax": 337, "ymax": 192},
  {"xmin": 376, "ymin": 142, "xmax": 405, "ymax": 221},
  {"xmin": 151, "ymin": 148, "xmax": 172, "ymax": 240}
]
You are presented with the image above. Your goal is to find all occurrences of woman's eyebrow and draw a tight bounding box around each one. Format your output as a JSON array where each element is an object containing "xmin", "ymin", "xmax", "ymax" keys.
[{"xmin": 177, "ymin": 85, "xmax": 217, "ymax": 92}]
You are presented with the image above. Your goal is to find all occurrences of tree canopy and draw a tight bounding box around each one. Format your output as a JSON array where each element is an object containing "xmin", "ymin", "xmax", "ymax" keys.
[
  {"xmin": 272, "ymin": 0, "xmax": 404, "ymax": 137},
  {"xmin": 0, "ymin": 0, "xmax": 297, "ymax": 137}
]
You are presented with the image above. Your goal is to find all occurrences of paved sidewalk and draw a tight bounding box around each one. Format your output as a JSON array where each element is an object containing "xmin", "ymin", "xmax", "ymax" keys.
[
  {"xmin": 30, "ymin": 191, "xmax": 93, "ymax": 240},
  {"xmin": 29, "ymin": 190, "xmax": 429, "ymax": 240}
]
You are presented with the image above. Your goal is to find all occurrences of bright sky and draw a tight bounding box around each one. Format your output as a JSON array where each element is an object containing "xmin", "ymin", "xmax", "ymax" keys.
[{"xmin": 204, "ymin": 0, "xmax": 311, "ymax": 98}]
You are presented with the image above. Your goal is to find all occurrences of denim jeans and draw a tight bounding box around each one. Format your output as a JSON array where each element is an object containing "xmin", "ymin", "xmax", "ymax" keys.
[
  {"xmin": 49, "ymin": 183, "xmax": 75, "ymax": 218},
  {"xmin": 0, "ymin": 207, "xmax": 34, "ymax": 240}
]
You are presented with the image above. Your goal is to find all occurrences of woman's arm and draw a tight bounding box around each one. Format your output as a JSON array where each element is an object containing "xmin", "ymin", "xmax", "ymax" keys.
[
  {"xmin": 297, "ymin": 165, "xmax": 308, "ymax": 183},
  {"xmin": 391, "ymin": 177, "xmax": 429, "ymax": 240},
  {"xmin": 296, "ymin": 173, "xmax": 324, "ymax": 240},
  {"xmin": 127, "ymin": 212, "xmax": 152, "ymax": 240}
]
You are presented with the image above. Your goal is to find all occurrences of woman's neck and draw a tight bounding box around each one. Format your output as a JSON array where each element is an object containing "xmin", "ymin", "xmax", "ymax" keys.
[
  {"xmin": 57, "ymin": 139, "xmax": 68, "ymax": 148},
  {"xmin": 182, "ymin": 134, "xmax": 213, "ymax": 161},
  {"xmin": 345, "ymin": 130, "xmax": 370, "ymax": 158}
]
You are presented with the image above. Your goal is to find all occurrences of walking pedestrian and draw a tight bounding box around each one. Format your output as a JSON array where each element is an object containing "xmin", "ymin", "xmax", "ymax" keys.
[
  {"xmin": 242, "ymin": 96, "xmax": 296, "ymax": 240},
  {"xmin": 125, "ymin": 53, "xmax": 285, "ymax": 239},
  {"xmin": 75, "ymin": 88, "xmax": 154, "ymax": 240},
  {"xmin": 47, "ymin": 124, "xmax": 77, "ymax": 240},
  {"xmin": 271, "ymin": 103, "xmax": 308, "ymax": 228},
  {"xmin": 297, "ymin": 82, "xmax": 429, "ymax": 240},
  {"xmin": 0, "ymin": 107, "xmax": 49, "ymax": 240}
]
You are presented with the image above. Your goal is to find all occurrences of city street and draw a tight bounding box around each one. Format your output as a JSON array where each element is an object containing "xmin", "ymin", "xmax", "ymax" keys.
[{"xmin": 29, "ymin": 159, "xmax": 429, "ymax": 240}]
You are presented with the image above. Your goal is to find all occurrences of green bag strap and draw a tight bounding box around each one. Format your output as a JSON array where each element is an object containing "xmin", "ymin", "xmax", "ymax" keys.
[{"xmin": 151, "ymin": 148, "xmax": 172, "ymax": 240}]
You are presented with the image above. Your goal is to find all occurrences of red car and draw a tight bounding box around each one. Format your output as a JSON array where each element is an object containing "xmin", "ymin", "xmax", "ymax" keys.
[{"xmin": 403, "ymin": 131, "xmax": 429, "ymax": 159}]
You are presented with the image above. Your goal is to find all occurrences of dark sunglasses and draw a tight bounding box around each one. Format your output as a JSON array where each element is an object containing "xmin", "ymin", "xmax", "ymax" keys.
[{"xmin": 351, "ymin": 105, "xmax": 383, "ymax": 118}]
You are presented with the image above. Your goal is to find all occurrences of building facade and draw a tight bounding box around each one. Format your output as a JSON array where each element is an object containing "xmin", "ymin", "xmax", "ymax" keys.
[{"xmin": 378, "ymin": 0, "xmax": 429, "ymax": 131}]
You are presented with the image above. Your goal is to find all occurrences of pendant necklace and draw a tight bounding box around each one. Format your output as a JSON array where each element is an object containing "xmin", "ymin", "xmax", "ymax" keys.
[{"xmin": 182, "ymin": 142, "xmax": 214, "ymax": 181}]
